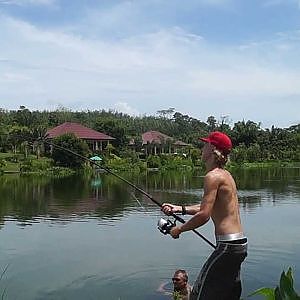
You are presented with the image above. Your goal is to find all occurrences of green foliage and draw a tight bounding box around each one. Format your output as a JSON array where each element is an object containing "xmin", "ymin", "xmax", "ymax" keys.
[
  {"xmin": 0, "ymin": 107, "xmax": 299, "ymax": 166},
  {"xmin": 172, "ymin": 291, "xmax": 182, "ymax": 300},
  {"xmin": 190, "ymin": 147, "xmax": 201, "ymax": 163},
  {"xmin": 7, "ymin": 125, "xmax": 31, "ymax": 154},
  {"xmin": 106, "ymin": 157, "xmax": 146, "ymax": 173},
  {"xmin": 145, "ymin": 154, "xmax": 195, "ymax": 170},
  {"xmin": 249, "ymin": 268, "xmax": 300, "ymax": 300},
  {"xmin": 0, "ymin": 159, "xmax": 6, "ymax": 169},
  {"xmin": 105, "ymin": 143, "xmax": 115, "ymax": 156},
  {"xmin": 21, "ymin": 166, "xmax": 75, "ymax": 177},
  {"xmin": 119, "ymin": 149, "xmax": 140, "ymax": 163},
  {"xmin": 19, "ymin": 159, "xmax": 33, "ymax": 173},
  {"xmin": 231, "ymin": 120, "xmax": 261, "ymax": 147},
  {"xmin": 20, "ymin": 157, "xmax": 53, "ymax": 173},
  {"xmin": 160, "ymin": 154, "xmax": 194, "ymax": 171},
  {"xmin": 95, "ymin": 118, "xmax": 128, "ymax": 147},
  {"xmin": 43, "ymin": 166, "xmax": 75, "ymax": 177},
  {"xmin": 52, "ymin": 133, "xmax": 90, "ymax": 168},
  {"xmin": 147, "ymin": 155, "xmax": 161, "ymax": 168}
]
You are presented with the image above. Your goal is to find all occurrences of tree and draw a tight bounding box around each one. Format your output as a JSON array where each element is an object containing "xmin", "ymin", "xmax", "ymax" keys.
[
  {"xmin": 95, "ymin": 118, "xmax": 128, "ymax": 148},
  {"xmin": 0, "ymin": 124, "xmax": 9, "ymax": 152},
  {"xmin": 105, "ymin": 143, "xmax": 115, "ymax": 157},
  {"xmin": 231, "ymin": 120, "xmax": 261, "ymax": 147},
  {"xmin": 207, "ymin": 116, "xmax": 217, "ymax": 131},
  {"xmin": 7, "ymin": 125, "xmax": 31, "ymax": 156},
  {"xmin": 218, "ymin": 115, "xmax": 231, "ymax": 132},
  {"xmin": 51, "ymin": 134, "xmax": 90, "ymax": 168},
  {"xmin": 13, "ymin": 106, "xmax": 33, "ymax": 127},
  {"xmin": 30, "ymin": 125, "xmax": 48, "ymax": 159},
  {"xmin": 157, "ymin": 108, "xmax": 175, "ymax": 119}
]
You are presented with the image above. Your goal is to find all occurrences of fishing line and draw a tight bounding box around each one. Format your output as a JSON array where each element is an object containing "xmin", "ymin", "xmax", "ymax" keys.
[
  {"xmin": 130, "ymin": 192, "xmax": 147, "ymax": 212},
  {"xmin": 27, "ymin": 137, "xmax": 216, "ymax": 249}
]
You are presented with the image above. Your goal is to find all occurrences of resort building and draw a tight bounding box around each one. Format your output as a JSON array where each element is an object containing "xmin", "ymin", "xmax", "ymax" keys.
[
  {"xmin": 46, "ymin": 122, "xmax": 115, "ymax": 151},
  {"xmin": 141, "ymin": 130, "xmax": 189, "ymax": 156}
]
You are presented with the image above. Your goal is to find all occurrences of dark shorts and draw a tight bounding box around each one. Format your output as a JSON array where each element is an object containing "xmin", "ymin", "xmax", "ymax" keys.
[{"xmin": 190, "ymin": 238, "xmax": 248, "ymax": 300}]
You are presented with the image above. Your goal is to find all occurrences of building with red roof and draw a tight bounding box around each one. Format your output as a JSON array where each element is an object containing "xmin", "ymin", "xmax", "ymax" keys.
[
  {"xmin": 141, "ymin": 130, "xmax": 189, "ymax": 155},
  {"xmin": 46, "ymin": 122, "xmax": 115, "ymax": 151}
]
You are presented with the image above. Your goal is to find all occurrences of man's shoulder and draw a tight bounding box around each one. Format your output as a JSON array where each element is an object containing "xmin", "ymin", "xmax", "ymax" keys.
[
  {"xmin": 205, "ymin": 169, "xmax": 235, "ymax": 188},
  {"xmin": 205, "ymin": 168, "xmax": 224, "ymax": 181}
]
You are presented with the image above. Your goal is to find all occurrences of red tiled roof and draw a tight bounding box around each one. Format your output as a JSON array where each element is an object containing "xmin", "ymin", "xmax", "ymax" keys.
[
  {"xmin": 174, "ymin": 140, "xmax": 189, "ymax": 146},
  {"xmin": 142, "ymin": 131, "xmax": 173, "ymax": 145},
  {"xmin": 46, "ymin": 122, "xmax": 115, "ymax": 141},
  {"xmin": 142, "ymin": 131, "xmax": 189, "ymax": 146}
]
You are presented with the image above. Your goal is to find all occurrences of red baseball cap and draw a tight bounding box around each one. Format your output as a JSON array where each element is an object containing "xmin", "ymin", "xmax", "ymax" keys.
[{"xmin": 200, "ymin": 131, "xmax": 232, "ymax": 154}]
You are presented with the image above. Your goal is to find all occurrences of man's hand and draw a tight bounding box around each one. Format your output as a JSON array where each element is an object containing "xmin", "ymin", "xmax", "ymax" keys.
[
  {"xmin": 161, "ymin": 203, "xmax": 181, "ymax": 215},
  {"xmin": 170, "ymin": 226, "xmax": 182, "ymax": 239}
]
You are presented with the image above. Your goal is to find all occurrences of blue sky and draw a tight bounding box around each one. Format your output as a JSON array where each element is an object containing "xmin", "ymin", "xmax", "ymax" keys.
[{"xmin": 0, "ymin": 0, "xmax": 300, "ymax": 128}]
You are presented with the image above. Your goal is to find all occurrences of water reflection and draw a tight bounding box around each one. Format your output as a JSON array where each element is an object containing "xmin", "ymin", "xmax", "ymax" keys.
[
  {"xmin": 0, "ymin": 173, "xmax": 138, "ymax": 227},
  {"xmin": 0, "ymin": 167, "xmax": 299, "ymax": 228}
]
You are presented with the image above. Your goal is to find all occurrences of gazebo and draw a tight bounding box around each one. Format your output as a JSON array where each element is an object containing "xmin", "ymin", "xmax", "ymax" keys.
[
  {"xmin": 46, "ymin": 122, "xmax": 115, "ymax": 151},
  {"xmin": 141, "ymin": 130, "xmax": 189, "ymax": 156}
]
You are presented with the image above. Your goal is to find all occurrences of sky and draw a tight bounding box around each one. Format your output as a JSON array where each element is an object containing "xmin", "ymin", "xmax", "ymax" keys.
[{"xmin": 0, "ymin": 0, "xmax": 300, "ymax": 128}]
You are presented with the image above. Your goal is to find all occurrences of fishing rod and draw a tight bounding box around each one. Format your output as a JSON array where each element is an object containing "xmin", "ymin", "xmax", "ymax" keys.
[{"xmin": 38, "ymin": 138, "xmax": 216, "ymax": 249}]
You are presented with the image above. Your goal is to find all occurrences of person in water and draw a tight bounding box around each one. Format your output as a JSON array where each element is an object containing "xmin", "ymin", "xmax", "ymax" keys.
[
  {"xmin": 162, "ymin": 131, "xmax": 248, "ymax": 300},
  {"xmin": 158, "ymin": 269, "xmax": 192, "ymax": 300}
]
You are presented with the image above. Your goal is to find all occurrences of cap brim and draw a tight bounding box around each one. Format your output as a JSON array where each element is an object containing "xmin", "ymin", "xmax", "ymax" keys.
[{"xmin": 199, "ymin": 137, "xmax": 210, "ymax": 143}]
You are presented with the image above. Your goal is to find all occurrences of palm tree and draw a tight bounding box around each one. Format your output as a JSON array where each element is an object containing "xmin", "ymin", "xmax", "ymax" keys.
[{"xmin": 30, "ymin": 126, "xmax": 48, "ymax": 159}]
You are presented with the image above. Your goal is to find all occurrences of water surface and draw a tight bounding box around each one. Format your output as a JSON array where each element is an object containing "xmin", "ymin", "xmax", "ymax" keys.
[{"xmin": 0, "ymin": 168, "xmax": 299, "ymax": 299}]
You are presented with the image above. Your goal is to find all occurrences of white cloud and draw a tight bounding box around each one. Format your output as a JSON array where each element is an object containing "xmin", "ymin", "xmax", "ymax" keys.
[
  {"xmin": 0, "ymin": 0, "xmax": 55, "ymax": 6},
  {"xmin": 0, "ymin": 14, "xmax": 299, "ymax": 127},
  {"xmin": 114, "ymin": 102, "xmax": 140, "ymax": 116}
]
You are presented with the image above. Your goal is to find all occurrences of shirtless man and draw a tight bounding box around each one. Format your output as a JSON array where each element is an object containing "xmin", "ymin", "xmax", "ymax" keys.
[
  {"xmin": 158, "ymin": 269, "xmax": 192, "ymax": 300},
  {"xmin": 162, "ymin": 131, "xmax": 248, "ymax": 300}
]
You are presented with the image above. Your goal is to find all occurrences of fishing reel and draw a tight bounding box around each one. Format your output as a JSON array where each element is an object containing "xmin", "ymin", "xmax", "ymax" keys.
[{"xmin": 157, "ymin": 218, "xmax": 176, "ymax": 235}]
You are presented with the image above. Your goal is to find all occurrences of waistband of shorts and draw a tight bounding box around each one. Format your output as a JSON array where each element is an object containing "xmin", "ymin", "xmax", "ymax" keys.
[
  {"xmin": 216, "ymin": 232, "xmax": 245, "ymax": 242},
  {"xmin": 218, "ymin": 237, "xmax": 248, "ymax": 245},
  {"xmin": 216, "ymin": 238, "xmax": 248, "ymax": 252}
]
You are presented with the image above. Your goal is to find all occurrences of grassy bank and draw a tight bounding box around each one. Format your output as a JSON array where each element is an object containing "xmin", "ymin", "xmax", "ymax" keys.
[
  {"xmin": 1, "ymin": 152, "xmax": 299, "ymax": 176},
  {"xmin": 0, "ymin": 153, "xmax": 75, "ymax": 177},
  {"xmin": 228, "ymin": 161, "xmax": 300, "ymax": 170}
]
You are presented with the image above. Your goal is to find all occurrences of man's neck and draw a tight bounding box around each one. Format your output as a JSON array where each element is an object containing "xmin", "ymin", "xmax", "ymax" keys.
[{"xmin": 205, "ymin": 161, "xmax": 220, "ymax": 172}]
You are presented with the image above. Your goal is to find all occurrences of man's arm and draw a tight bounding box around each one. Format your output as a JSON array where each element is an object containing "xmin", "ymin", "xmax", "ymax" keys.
[
  {"xmin": 161, "ymin": 203, "xmax": 200, "ymax": 215},
  {"xmin": 157, "ymin": 282, "xmax": 173, "ymax": 296},
  {"xmin": 171, "ymin": 173, "xmax": 219, "ymax": 237}
]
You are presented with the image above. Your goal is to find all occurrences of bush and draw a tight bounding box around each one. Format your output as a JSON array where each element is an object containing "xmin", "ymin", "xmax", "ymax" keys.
[
  {"xmin": 0, "ymin": 159, "xmax": 6, "ymax": 168},
  {"xmin": 106, "ymin": 157, "xmax": 146, "ymax": 173},
  {"xmin": 120, "ymin": 149, "xmax": 140, "ymax": 163},
  {"xmin": 20, "ymin": 158, "xmax": 53, "ymax": 173},
  {"xmin": 190, "ymin": 148, "xmax": 201, "ymax": 164},
  {"xmin": 51, "ymin": 133, "xmax": 90, "ymax": 168},
  {"xmin": 147, "ymin": 155, "xmax": 161, "ymax": 168},
  {"xmin": 5, "ymin": 154, "xmax": 22, "ymax": 163},
  {"xmin": 44, "ymin": 167, "xmax": 75, "ymax": 177},
  {"xmin": 20, "ymin": 159, "xmax": 33, "ymax": 172},
  {"xmin": 249, "ymin": 267, "xmax": 300, "ymax": 300}
]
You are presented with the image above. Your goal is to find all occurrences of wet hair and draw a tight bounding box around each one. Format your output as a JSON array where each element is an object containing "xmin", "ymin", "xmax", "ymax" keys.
[
  {"xmin": 174, "ymin": 269, "xmax": 188, "ymax": 282},
  {"xmin": 213, "ymin": 148, "xmax": 229, "ymax": 167}
]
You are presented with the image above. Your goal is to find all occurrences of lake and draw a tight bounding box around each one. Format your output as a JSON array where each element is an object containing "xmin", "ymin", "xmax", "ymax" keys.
[{"xmin": 0, "ymin": 167, "xmax": 299, "ymax": 299}]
